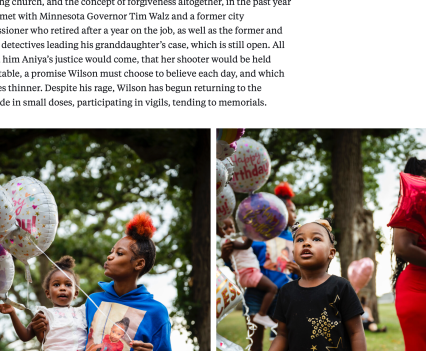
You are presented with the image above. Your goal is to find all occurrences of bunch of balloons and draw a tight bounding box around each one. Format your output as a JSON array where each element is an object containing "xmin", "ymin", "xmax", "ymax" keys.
[
  {"xmin": 216, "ymin": 129, "xmax": 245, "ymax": 223},
  {"xmin": 387, "ymin": 172, "xmax": 426, "ymax": 238},
  {"xmin": 0, "ymin": 176, "xmax": 58, "ymax": 306},
  {"xmin": 229, "ymin": 137, "xmax": 288, "ymax": 241}
]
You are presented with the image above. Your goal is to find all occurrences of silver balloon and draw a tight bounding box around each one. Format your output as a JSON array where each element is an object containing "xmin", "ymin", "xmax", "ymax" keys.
[{"xmin": 3, "ymin": 177, "xmax": 58, "ymax": 283}]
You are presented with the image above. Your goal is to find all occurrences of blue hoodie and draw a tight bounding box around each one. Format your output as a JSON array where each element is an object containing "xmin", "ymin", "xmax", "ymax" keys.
[
  {"xmin": 251, "ymin": 228, "xmax": 298, "ymax": 288},
  {"xmin": 85, "ymin": 281, "xmax": 172, "ymax": 351}
]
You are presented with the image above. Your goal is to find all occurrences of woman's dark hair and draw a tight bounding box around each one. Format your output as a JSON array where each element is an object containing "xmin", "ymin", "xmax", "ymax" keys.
[
  {"xmin": 126, "ymin": 212, "xmax": 157, "ymax": 278},
  {"xmin": 403, "ymin": 157, "xmax": 426, "ymax": 176},
  {"xmin": 360, "ymin": 296, "xmax": 366, "ymax": 305},
  {"xmin": 42, "ymin": 255, "xmax": 80, "ymax": 290},
  {"xmin": 115, "ymin": 317, "xmax": 130, "ymax": 332},
  {"xmin": 391, "ymin": 157, "xmax": 426, "ymax": 292}
]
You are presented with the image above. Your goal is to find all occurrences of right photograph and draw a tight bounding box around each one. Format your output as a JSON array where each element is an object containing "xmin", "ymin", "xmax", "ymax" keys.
[{"xmin": 216, "ymin": 129, "xmax": 426, "ymax": 351}]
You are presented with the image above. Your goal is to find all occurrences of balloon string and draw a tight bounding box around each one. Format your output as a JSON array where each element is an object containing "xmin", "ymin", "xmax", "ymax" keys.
[
  {"xmin": 231, "ymin": 254, "xmax": 257, "ymax": 351},
  {"xmin": 27, "ymin": 281, "xmax": 29, "ymax": 308},
  {"xmin": 28, "ymin": 238, "xmax": 133, "ymax": 343}
]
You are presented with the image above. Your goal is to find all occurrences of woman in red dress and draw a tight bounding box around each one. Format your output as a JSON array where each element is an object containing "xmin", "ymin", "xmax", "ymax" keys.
[{"xmin": 392, "ymin": 157, "xmax": 426, "ymax": 351}]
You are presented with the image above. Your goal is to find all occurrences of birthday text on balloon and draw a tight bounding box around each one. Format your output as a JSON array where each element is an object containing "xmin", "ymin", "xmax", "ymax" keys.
[{"xmin": 241, "ymin": 205, "xmax": 279, "ymax": 239}]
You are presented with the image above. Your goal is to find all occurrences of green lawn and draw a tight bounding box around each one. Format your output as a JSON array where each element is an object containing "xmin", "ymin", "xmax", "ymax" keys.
[{"xmin": 217, "ymin": 304, "xmax": 404, "ymax": 351}]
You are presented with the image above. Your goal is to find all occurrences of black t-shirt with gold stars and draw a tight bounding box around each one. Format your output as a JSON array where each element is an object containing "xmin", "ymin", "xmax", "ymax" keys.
[{"xmin": 273, "ymin": 275, "xmax": 364, "ymax": 351}]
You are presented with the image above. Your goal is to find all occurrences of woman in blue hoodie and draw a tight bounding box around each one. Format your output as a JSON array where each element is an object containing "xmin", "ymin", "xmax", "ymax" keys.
[{"xmin": 85, "ymin": 212, "xmax": 172, "ymax": 351}]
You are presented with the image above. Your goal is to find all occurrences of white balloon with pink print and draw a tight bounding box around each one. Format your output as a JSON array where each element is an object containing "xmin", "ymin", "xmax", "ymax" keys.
[{"xmin": 1, "ymin": 176, "xmax": 58, "ymax": 283}]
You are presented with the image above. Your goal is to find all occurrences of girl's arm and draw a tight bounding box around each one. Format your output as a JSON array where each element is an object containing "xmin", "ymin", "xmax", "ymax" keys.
[
  {"xmin": 232, "ymin": 237, "xmax": 253, "ymax": 250},
  {"xmin": 269, "ymin": 321, "xmax": 288, "ymax": 351},
  {"xmin": 0, "ymin": 304, "xmax": 35, "ymax": 341},
  {"xmin": 344, "ymin": 315, "xmax": 367, "ymax": 351},
  {"xmin": 393, "ymin": 228, "xmax": 426, "ymax": 267}
]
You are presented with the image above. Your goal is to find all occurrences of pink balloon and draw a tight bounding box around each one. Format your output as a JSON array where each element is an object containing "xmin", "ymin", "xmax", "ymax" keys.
[{"xmin": 347, "ymin": 257, "xmax": 375, "ymax": 293}]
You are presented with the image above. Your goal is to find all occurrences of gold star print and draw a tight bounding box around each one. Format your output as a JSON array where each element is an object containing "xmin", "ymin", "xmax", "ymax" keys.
[
  {"xmin": 307, "ymin": 309, "xmax": 340, "ymax": 342},
  {"xmin": 326, "ymin": 337, "xmax": 342, "ymax": 350},
  {"xmin": 35, "ymin": 212, "xmax": 39, "ymax": 216},
  {"xmin": 4, "ymin": 205, "xmax": 8, "ymax": 209},
  {"xmin": 311, "ymin": 346, "xmax": 317, "ymax": 351},
  {"xmin": 26, "ymin": 211, "xmax": 30, "ymax": 215},
  {"xmin": 329, "ymin": 295, "xmax": 340, "ymax": 316}
]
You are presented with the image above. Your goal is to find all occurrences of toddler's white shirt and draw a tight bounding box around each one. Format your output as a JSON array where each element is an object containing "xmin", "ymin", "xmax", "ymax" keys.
[
  {"xmin": 221, "ymin": 236, "xmax": 260, "ymax": 271},
  {"xmin": 35, "ymin": 305, "xmax": 87, "ymax": 351}
]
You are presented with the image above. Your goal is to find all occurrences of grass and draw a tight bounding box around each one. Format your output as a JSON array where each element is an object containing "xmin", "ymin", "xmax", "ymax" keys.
[{"xmin": 217, "ymin": 304, "xmax": 404, "ymax": 351}]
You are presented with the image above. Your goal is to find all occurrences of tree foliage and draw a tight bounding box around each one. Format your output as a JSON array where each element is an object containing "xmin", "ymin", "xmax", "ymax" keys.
[
  {"xmin": 0, "ymin": 129, "xmax": 209, "ymax": 347},
  {"xmin": 242, "ymin": 129, "xmax": 425, "ymax": 245}
]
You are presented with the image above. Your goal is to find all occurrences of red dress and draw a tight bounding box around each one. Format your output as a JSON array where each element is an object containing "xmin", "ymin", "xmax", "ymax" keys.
[{"xmin": 395, "ymin": 235, "xmax": 426, "ymax": 351}]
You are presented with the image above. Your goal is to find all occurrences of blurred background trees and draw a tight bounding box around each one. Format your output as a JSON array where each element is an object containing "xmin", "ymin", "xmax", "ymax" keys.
[
  {"xmin": 0, "ymin": 129, "xmax": 210, "ymax": 350},
  {"xmin": 241, "ymin": 129, "xmax": 425, "ymax": 322}
]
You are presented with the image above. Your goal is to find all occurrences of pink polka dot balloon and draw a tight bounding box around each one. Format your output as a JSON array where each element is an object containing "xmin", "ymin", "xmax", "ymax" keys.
[{"xmin": 229, "ymin": 138, "xmax": 271, "ymax": 193}]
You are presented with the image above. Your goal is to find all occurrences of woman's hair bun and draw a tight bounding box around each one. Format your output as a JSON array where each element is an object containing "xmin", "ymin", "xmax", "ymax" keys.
[
  {"xmin": 55, "ymin": 255, "xmax": 76, "ymax": 270},
  {"xmin": 126, "ymin": 212, "xmax": 156, "ymax": 239},
  {"xmin": 274, "ymin": 182, "xmax": 294, "ymax": 198}
]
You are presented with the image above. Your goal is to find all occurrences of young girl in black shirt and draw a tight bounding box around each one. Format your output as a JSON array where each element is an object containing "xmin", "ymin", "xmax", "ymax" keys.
[{"xmin": 270, "ymin": 219, "xmax": 366, "ymax": 351}]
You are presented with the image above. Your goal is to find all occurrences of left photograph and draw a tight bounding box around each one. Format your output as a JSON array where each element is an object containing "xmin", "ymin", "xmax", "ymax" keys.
[{"xmin": 0, "ymin": 129, "xmax": 210, "ymax": 351}]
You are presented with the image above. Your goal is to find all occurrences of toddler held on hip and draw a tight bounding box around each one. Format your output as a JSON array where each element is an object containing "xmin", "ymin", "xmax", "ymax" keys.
[
  {"xmin": 218, "ymin": 216, "xmax": 278, "ymax": 328},
  {"xmin": 0, "ymin": 255, "xmax": 87, "ymax": 351},
  {"xmin": 269, "ymin": 219, "xmax": 366, "ymax": 351}
]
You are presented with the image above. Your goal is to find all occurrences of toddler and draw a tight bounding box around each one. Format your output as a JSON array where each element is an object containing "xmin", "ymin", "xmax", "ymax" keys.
[
  {"xmin": 0, "ymin": 255, "xmax": 87, "ymax": 350},
  {"xmin": 218, "ymin": 216, "xmax": 278, "ymax": 328},
  {"xmin": 269, "ymin": 219, "xmax": 366, "ymax": 351}
]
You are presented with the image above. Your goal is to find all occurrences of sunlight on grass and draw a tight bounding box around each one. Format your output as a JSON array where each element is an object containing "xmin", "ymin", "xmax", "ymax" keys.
[{"xmin": 217, "ymin": 304, "xmax": 403, "ymax": 351}]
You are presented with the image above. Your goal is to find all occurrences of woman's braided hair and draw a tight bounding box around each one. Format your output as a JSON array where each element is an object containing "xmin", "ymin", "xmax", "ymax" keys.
[{"xmin": 391, "ymin": 157, "xmax": 426, "ymax": 291}]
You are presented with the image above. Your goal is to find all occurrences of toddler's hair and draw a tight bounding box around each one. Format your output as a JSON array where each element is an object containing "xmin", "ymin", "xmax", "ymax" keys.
[
  {"xmin": 115, "ymin": 317, "xmax": 130, "ymax": 332},
  {"xmin": 42, "ymin": 255, "xmax": 80, "ymax": 290},
  {"xmin": 274, "ymin": 182, "xmax": 295, "ymax": 207},
  {"xmin": 126, "ymin": 212, "xmax": 157, "ymax": 278},
  {"xmin": 291, "ymin": 218, "xmax": 335, "ymax": 245}
]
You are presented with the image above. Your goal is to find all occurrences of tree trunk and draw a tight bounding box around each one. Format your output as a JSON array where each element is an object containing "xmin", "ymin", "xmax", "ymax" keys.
[
  {"xmin": 331, "ymin": 130, "xmax": 379, "ymax": 321},
  {"xmin": 191, "ymin": 129, "xmax": 211, "ymax": 350}
]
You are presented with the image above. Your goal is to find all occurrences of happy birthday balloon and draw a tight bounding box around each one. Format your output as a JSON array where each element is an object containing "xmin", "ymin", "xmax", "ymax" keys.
[
  {"xmin": 229, "ymin": 138, "xmax": 271, "ymax": 193},
  {"xmin": 387, "ymin": 172, "xmax": 426, "ymax": 238},
  {"xmin": 236, "ymin": 192, "xmax": 288, "ymax": 241},
  {"xmin": 2, "ymin": 177, "xmax": 58, "ymax": 283},
  {"xmin": 0, "ymin": 186, "xmax": 19, "ymax": 243},
  {"xmin": 217, "ymin": 185, "xmax": 236, "ymax": 222},
  {"xmin": 222, "ymin": 158, "xmax": 234, "ymax": 186},
  {"xmin": 217, "ymin": 159, "xmax": 229, "ymax": 196},
  {"xmin": 216, "ymin": 267, "xmax": 242, "ymax": 325},
  {"xmin": 348, "ymin": 257, "xmax": 375, "ymax": 293}
]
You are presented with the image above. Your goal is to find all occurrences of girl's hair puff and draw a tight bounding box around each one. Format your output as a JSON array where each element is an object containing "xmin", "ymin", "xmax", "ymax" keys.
[
  {"xmin": 275, "ymin": 182, "xmax": 295, "ymax": 207},
  {"xmin": 125, "ymin": 212, "xmax": 157, "ymax": 278},
  {"xmin": 115, "ymin": 317, "xmax": 130, "ymax": 332},
  {"xmin": 126, "ymin": 212, "xmax": 156, "ymax": 239},
  {"xmin": 42, "ymin": 255, "xmax": 80, "ymax": 291}
]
